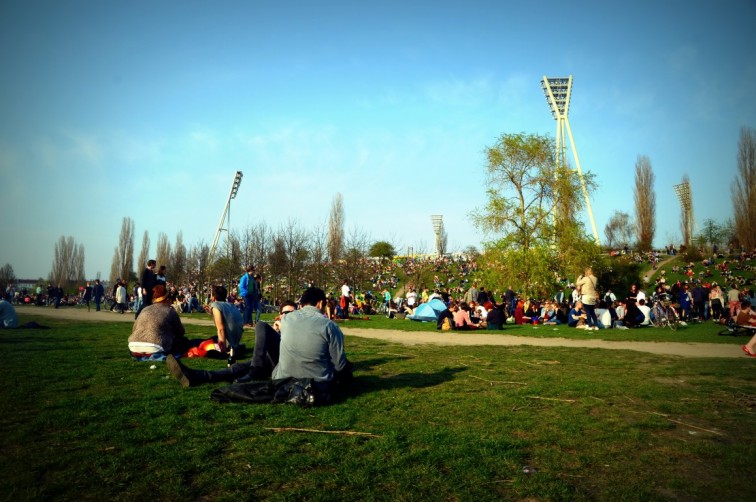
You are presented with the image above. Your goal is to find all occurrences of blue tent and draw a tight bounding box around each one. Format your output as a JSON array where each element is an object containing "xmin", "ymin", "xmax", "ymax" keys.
[
  {"xmin": 407, "ymin": 298, "xmax": 448, "ymax": 322},
  {"xmin": 426, "ymin": 298, "xmax": 447, "ymax": 314},
  {"xmin": 407, "ymin": 303, "xmax": 439, "ymax": 322}
]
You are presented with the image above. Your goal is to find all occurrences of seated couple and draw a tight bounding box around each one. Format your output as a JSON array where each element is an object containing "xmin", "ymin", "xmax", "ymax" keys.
[
  {"xmin": 127, "ymin": 284, "xmax": 243, "ymax": 360},
  {"xmin": 166, "ymin": 286, "xmax": 353, "ymax": 398}
]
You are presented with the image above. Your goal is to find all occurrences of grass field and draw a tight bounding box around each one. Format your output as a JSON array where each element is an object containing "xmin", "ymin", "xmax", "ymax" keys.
[{"xmin": 1, "ymin": 312, "xmax": 755, "ymax": 501}]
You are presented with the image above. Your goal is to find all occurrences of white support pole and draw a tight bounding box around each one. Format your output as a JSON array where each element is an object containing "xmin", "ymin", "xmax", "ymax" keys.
[{"xmin": 565, "ymin": 118, "xmax": 600, "ymax": 244}]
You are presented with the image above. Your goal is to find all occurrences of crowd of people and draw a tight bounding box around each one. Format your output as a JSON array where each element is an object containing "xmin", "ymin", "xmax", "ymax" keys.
[{"xmin": 4, "ymin": 248, "xmax": 756, "ymax": 400}]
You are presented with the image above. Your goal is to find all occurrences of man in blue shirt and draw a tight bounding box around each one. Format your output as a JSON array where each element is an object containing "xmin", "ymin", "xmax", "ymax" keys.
[{"xmin": 238, "ymin": 265, "xmax": 256, "ymax": 326}]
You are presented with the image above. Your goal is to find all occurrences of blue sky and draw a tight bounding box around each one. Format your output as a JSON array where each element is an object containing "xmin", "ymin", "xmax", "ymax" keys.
[{"xmin": 1, "ymin": 0, "xmax": 754, "ymax": 279}]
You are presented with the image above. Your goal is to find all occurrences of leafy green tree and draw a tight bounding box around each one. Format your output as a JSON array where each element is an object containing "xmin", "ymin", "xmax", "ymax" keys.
[
  {"xmin": 696, "ymin": 219, "xmax": 726, "ymax": 252},
  {"xmin": 471, "ymin": 132, "xmax": 600, "ymax": 297},
  {"xmin": 369, "ymin": 241, "xmax": 396, "ymax": 261}
]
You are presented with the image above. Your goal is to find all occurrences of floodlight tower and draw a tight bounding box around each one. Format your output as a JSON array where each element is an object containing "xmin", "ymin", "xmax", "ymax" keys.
[
  {"xmin": 541, "ymin": 75, "xmax": 600, "ymax": 244},
  {"xmin": 431, "ymin": 215, "xmax": 444, "ymax": 256},
  {"xmin": 208, "ymin": 170, "xmax": 244, "ymax": 265},
  {"xmin": 673, "ymin": 181, "xmax": 694, "ymax": 246}
]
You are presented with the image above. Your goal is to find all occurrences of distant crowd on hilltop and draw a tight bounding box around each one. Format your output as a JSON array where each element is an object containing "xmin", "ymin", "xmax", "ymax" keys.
[{"xmin": 4, "ymin": 247, "xmax": 755, "ymax": 327}]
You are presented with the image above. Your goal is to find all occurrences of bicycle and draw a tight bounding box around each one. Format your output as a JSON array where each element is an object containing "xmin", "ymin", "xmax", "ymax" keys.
[{"xmin": 651, "ymin": 296, "xmax": 680, "ymax": 331}]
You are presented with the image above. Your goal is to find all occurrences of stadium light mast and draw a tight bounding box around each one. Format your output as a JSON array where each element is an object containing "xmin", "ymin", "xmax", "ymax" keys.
[
  {"xmin": 208, "ymin": 170, "xmax": 243, "ymax": 265},
  {"xmin": 431, "ymin": 215, "xmax": 444, "ymax": 256},
  {"xmin": 541, "ymin": 75, "xmax": 600, "ymax": 244},
  {"xmin": 673, "ymin": 181, "xmax": 694, "ymax": 246}
]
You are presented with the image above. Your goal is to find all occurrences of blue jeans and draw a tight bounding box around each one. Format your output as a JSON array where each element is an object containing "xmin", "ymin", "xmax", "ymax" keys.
[
  {"xmin": 243, "ymin": 294, "xmax": 254, "ymax": 324},
  {"xmin": 584, "ymin": 303, "xmax": 598, "ymax": 327}
]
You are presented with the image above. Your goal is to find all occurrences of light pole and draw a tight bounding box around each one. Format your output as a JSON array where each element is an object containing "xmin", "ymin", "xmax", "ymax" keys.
[
  {"xmin": 673, "ymin": 181, "xmax": 693, "ymax": 246},
  {"xmin": 541, "ymin": 75, "xmax": 600, "ymax": 244},
  {"xmin": 208, "ymin": 171, "xmax": 244, "ymax": 270},
  {"xmin": 431, "ymin": 215, "xmax": 444, "ymax": 256}
]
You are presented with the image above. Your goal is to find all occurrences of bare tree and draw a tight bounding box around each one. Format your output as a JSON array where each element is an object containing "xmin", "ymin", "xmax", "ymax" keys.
[
  {"xmin": 172, "ymin": 231, "xmax": 187, "ymax": 286},
  {"xmin": 280, "ymin": 219, "xmax": 309, "ymax": 298},
  {"xmin": 109, "ymin": 247, "xmax": 120, "ymax": 285},
  {"xmin": 50, "ymin": 236, "xmax": 85, "ymax": 287},
  {"xmin": 137, "ymin": 230, "xmax": 150, "ymax": 277},
  {"xmin": 240, "ymin": 222, "xmax": 270, "ymax": 274},
  {"xmin": 327, "ymin": 193, "xmax": 344, "ymax": 263},
  {"xmin": 732, "ymin": 126, "xmax": 756, "ymax": 250},
  {"xmin": 307, "ymin": 223, "xmax": 330, "ymax": 289},
  {"xmin": 337, "ymin": 226, "xmax": 371, "ymax": 294},
  {"xmin": 634, "ymin": 155, "xmax": 656, "ymax": 251},
  {"xmin": 0, "ymin": 263, "xmax": 16, "ymax": 292},
  {"xmin": 604, "ymin": 211, "xmax": 634, "ymax": 249},
  {"xmin": 110, "ymin": 217, "xmax": 135, "ymax": 284},
  {"xmin": 187, "ymin": 240, "xmax": 211, "ymax": 293},
  {"xmin": 155, "ymin": 232, "xmax": 172, "ymax": 269},
  {"xmin": 74, "ymin": 243, "xmax": 85, "ymax": 282},
  {"xmin": 268, "ymin": 232, "xmax": 288, "ymax": 304}
]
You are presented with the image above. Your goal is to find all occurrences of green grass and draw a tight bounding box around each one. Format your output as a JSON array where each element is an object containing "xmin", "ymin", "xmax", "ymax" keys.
[{"xmin": 1, "ymin": 314, "xmax": 755, "ymax": 501}]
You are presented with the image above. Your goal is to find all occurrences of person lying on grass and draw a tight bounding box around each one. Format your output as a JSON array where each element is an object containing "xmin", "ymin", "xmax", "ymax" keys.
[{"xmin": 167, "ymin": 286, "xmax": 353, "ymax": 395}]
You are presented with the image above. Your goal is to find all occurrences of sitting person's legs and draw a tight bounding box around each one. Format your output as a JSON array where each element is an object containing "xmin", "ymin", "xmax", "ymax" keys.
[
  {"xmin": 250, "ymin": 321, "xmax": 281, "ymax": 378},
  {"xmin": 168, "ymin": 321, "xmax": 282, "ymax": 387},
  {"xmin": 167, "ymin": 355, "xmax": 251, "ymax": 387}
]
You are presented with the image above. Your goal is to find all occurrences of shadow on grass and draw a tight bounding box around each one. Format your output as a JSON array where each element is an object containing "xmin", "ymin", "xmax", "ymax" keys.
[{"xmin": 343, "ymin": 366, "xmax": 466, "ymax": 399}]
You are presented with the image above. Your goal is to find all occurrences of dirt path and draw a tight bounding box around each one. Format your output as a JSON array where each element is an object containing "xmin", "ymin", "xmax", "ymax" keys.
[{"xmin": 14, "ymin": 305, "xmax": 747, "ymax": 359}]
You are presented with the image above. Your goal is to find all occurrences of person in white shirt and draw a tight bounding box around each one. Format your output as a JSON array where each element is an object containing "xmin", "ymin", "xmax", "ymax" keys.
[
  {"xmin": 637, "ymin": 299, "xmax": 652, "ymax": 326},
  {"xmin": 406, "ymin": 287, "xmax": 417, "ymax": 308},
  {"xmin": 340, "ymin": 279, "xmax": 351, "ymax": 319}
]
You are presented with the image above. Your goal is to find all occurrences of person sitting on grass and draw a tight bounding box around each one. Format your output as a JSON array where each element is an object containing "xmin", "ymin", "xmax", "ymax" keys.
[
  {"xmin": 737, "ymin": 301, "xmax": 756, "ymax": 357},
  {"xmin": 540, "ymin": 300, "xmax": 561, "ymax": 325},
  {"xmin": 623, "ymin": 299, "xmax": 645, "ymax": 328},
  {"xmin": 637, "ymin": 298, "xmax": 652, "ymax": 326},
  {"xmin": 453, "ymin": 301, "xmax": 481, "ymax": 330},
  {"xmin": 568, "ymin": 301, "xmax": 590, "ymax": 329},
  {"xmin": 204, "ymin": 285, "xmax": 244, "ymax": 355},
  {"xmin": 127, "ymin": 284, "xmax": 196, "ymax": 360},
  {"xmin": 484, "ymin": 302, "xmax": 504, "ymax": 330},
  {"xmin": 167, "ymin": 287, "xmax": 353, "ymax": 401}
]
